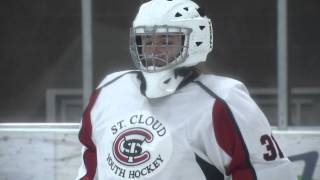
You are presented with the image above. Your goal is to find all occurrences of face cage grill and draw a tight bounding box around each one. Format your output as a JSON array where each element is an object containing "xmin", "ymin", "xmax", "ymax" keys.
[{"xmin": 130, "ymin": 25, "xmax": 192, "ymax": 73}]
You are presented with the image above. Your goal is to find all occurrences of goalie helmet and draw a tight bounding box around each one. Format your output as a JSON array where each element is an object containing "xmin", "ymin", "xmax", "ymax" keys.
[{"xmin": 130, "ymin": 0, "xmax": 213, "ymax": 98}]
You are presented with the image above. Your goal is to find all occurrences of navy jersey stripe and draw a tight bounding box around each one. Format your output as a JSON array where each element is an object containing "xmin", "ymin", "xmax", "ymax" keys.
[
  {"xmin": 100, "ymin": 71, "xmax": 139, "ymax": 89},
  {"xmin": 195, "ymin": 154, "xmax": 224, "ymax": 180}
]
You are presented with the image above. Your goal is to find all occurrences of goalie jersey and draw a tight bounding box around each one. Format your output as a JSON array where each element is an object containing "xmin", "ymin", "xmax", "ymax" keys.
[{"xmin": 76, "ymin": 71, "xmax": 296, "ymax": 180}]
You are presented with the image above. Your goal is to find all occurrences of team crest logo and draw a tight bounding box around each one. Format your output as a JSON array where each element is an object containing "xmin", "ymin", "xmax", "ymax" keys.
[
  {"xmin": 113, "ymin": 128, "xmax": 153, "ymax": 166},
  {"xmin": 106, "ymin": 112, "xmax": 173, "ymax": 179}
]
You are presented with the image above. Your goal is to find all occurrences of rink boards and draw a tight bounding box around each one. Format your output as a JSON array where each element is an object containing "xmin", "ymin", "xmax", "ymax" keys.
[{"xmin": 0, "ymin": 124, "xmax": 319, "ymax": 180}]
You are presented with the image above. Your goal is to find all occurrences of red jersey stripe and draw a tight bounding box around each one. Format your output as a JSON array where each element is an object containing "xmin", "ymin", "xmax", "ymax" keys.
[
  {"xmin": 213, "ymin": 99, "xmax": 257, "ymax": 180},
  {"xmin": 79, "ymin": 89, "xmax": 101, "ymax": 180}
]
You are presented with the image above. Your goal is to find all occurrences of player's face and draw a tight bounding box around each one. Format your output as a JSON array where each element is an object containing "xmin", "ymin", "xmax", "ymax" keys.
[{"xmin": 140, "ymin": 33, "xmax": 183, "ymax": 67}]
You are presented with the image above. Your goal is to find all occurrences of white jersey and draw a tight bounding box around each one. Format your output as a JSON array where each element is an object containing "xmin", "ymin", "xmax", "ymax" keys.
[{"xmin": 76, "ymin": 70, "xmax": 296, "ymax": 180}]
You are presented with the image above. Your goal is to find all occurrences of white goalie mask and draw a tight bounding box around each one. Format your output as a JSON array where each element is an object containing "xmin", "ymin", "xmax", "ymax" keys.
[{"xmin": 130, "ymin": 0, "xmax": 213, "ymax": 98}]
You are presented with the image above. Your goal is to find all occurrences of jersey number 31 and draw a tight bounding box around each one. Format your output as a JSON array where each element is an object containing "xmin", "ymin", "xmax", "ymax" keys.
[{"xmin": 260, "ymin": 134, "xmax": 284, "ymax": 161}]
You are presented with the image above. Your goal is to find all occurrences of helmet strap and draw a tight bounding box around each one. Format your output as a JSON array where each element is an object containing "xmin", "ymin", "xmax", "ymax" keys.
[{"xmin": 175, "ymin": 67, "xmax": 200, "ymax": 90}]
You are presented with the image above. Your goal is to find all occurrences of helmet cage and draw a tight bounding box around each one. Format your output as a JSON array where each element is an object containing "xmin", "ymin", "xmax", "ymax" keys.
[{"xmin": 130, "ymin": 25, "xmax": 192, "ymax": 73}]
